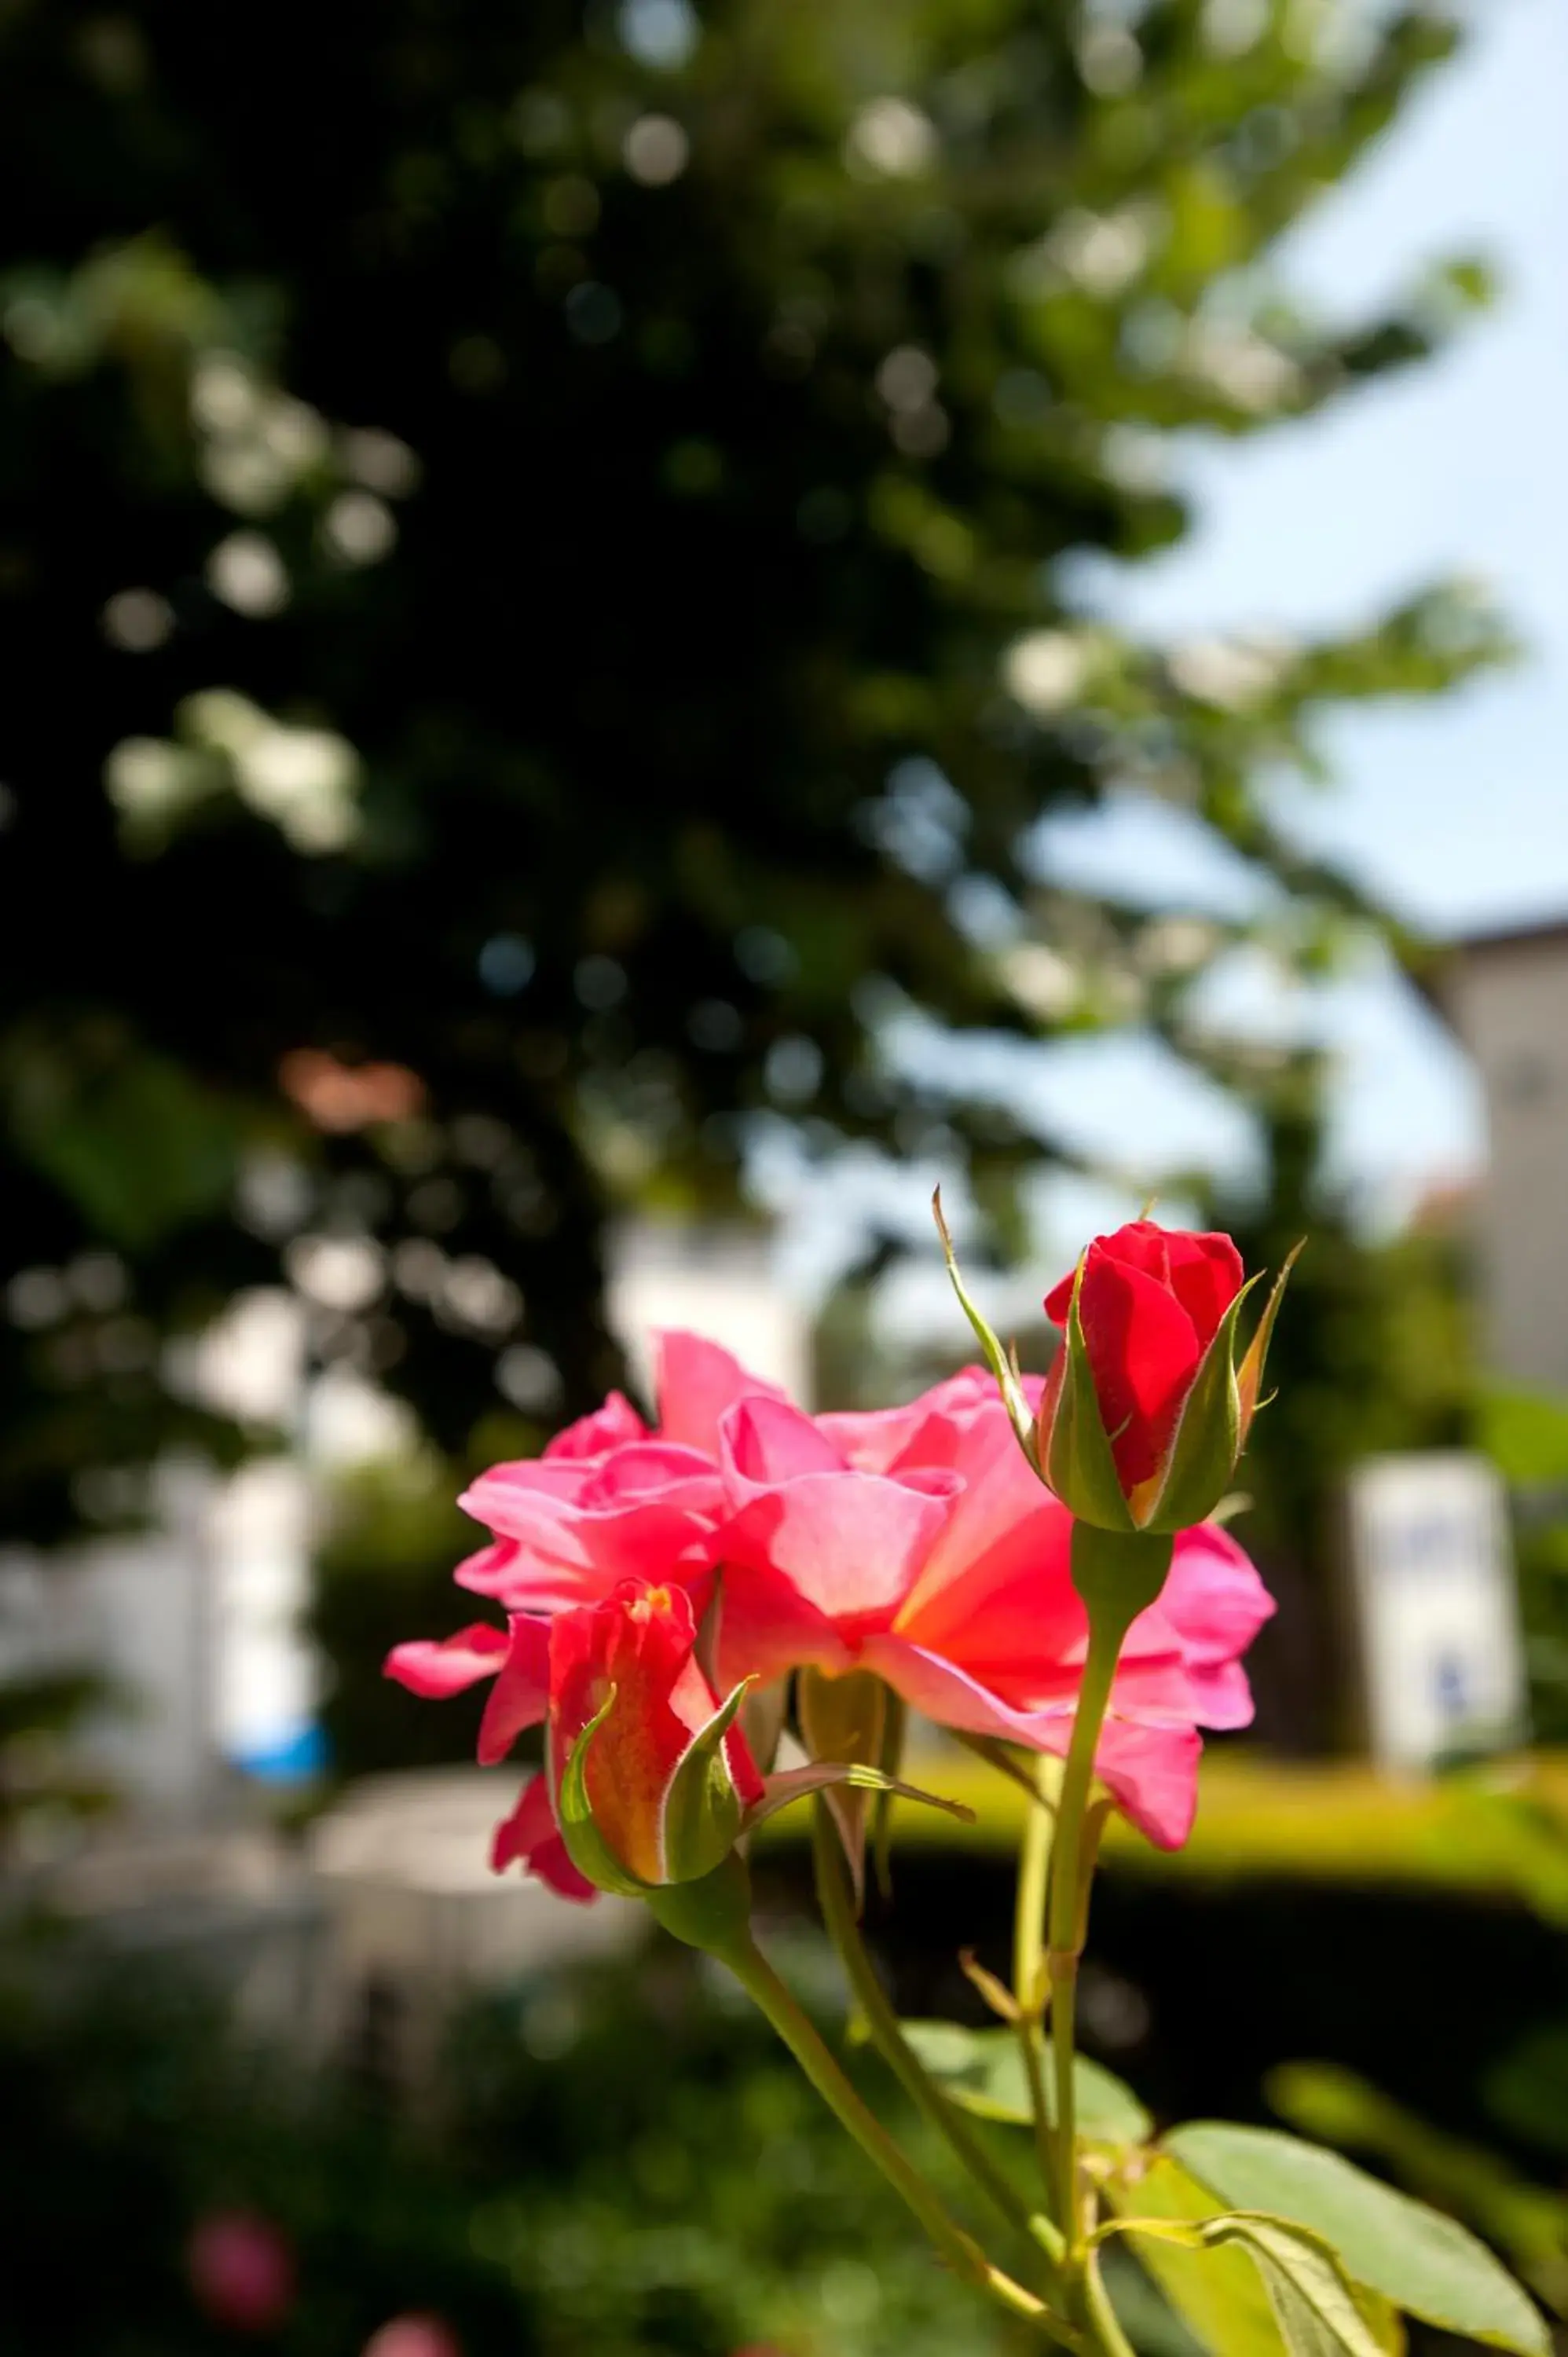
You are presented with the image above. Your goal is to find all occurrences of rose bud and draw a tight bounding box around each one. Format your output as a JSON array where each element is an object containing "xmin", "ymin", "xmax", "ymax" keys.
[
  {"xmin": 546, "ymin": 1579, "xmax": 767, "ymax": 1897},
  {"xmin": 1035, "ymin": 1221, "xmax": 1297, "ymax": 1535}
]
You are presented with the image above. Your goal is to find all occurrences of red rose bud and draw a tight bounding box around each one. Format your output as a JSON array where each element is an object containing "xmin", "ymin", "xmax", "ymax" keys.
[
  {"xmin": 1036, "ymin": 1221, "xmax": 1298, "ymax": 1534},
  {"xmin": 550, "ymin": 1578, "xmax": 766, "ymax": 1896}
]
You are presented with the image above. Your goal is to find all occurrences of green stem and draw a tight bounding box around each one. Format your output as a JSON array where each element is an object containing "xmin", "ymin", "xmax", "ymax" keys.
[
  {"xmin": 1046, "ymin": 1611, "xmax": 1122, "ymax": 2254},
  {"xmin": 1041, "ymin": 1519, "xmax": 1174, "ymax": 2355},
  {"xmin": 722, "ymin": 1931, "xmax": 1077, "ymax": 2345},
  {"xmin": 1083, "ymin": 2250, "xmax": 1139, "ymax": 2357},
  {"xmin": 811, "ymin": 1804, "xmax": 1060, "ymax": 2265},
  {"xmin": 1013, "ymin": 1752, "xmax": 1059, "ymax": 2208},
  {"xmin": 1013, "ymin": 1751, "xmax": 1053, "ymax": 2009}
]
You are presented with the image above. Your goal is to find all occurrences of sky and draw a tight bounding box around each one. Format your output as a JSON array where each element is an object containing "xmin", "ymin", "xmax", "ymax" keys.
[
  {"xmin": 1037, "ymin": 0, "xmax": 1568, "ymax": 1219},
  {"xmin": 1088, "ymin": 0, "xmax": 1568, "ymax": 936},
  {"xmin": 775, "ymin": 0, "xmax": 1567, "ymax": 1304}
]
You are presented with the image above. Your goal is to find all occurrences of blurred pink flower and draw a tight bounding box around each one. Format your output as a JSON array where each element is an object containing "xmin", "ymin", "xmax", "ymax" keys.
[
  {"xmin": 361, "ymin": 2315, "xmax": 462, "ymax": 2357},
  {"xmin": 186, "ymin": 2209, "xmax": 295, "ymax": 2334}
]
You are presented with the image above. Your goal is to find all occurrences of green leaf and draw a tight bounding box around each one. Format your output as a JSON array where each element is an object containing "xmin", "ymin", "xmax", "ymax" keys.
[
  {"xmin": 897, "ymin": 2018, "xmax": 1150, "ymax": 2147},
  {"xmin": 1165, "ymin": 2123, "xmax": 1549, "ymax": 2355},
  {"xmin": 1202, "ymin": 2219, "xmax": 1387, "ymax": 2357},
  {"xmin": 1103, "ymin": 2157, "xmax": 1293, "ymax": 2356},
  {"xmin": 1104, "ymin": 2164, "xmax": 1406, "ymax": 2357}
]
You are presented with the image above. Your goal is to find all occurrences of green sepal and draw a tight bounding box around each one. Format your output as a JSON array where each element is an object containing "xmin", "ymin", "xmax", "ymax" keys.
[
  {"xmin": 798, "ymin": 1666, "xmax": 887, "ymax": 1904},
  {"xmin": 661, "ymin": 1674, "xmax": 753, "ymax": 1882},
  {"xmin": 932, "ymin": 1189, "xmax": 1039, "ymax": 1470},
  {"xmin": 1045, "ymin": 1255, "xmax": 1138, "ymax": 1531},
  {"xmin": 1237, "ymin": 1240, "xmax": 1305, "ymax": 1438},
  {"xmin": 871, "ymin": 1686, "xmax": 907, "ymax": 1900},
  {"xmin": 1142, "ymin": 1270, "xmax": 1262, "ymax": 1532},
  {"xmin": 556, "ymin": 1684, "xmax": 652, "ymax": 1899},
  {"xmin": 644, "ymin": 1850, "xmax": 755, "ymax": 1964},
  {"xmin": 1071, "ymin": 1521, "xmax": 1176, "ymax": 1644},
  {"xmin": 746, "ymin": 1759, "xmax": 975, "ymax": 1833}
]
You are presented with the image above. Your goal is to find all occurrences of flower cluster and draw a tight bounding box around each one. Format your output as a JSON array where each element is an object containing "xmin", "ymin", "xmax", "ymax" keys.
[
  {"xmin": 387, "ymin": 1269, "xmax": 1275, "ymax": 1891},
  {"xmin": 379, "ymin": 1226, "xmax": 1553, "ymax": 2357}
]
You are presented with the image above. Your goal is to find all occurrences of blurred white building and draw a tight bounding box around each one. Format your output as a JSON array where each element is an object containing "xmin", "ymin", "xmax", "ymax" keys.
[
  {"xmin": 1, "ymin": 1215, "xmax": 808, "ymax": 1826},
  {"xmin": 1440, "ymin": 915, "xmax": 1568, "ymax": 1388}
]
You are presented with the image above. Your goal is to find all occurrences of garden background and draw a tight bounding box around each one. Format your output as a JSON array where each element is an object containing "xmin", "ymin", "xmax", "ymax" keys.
[{"xmin": 3, "ymin": 2, "xmax": 1568, "ymax": 2351}]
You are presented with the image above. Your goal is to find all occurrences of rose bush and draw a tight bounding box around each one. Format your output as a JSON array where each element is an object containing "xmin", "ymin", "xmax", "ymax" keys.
[
  {"xmin": 379, "ymin": 1219, "xmax": 1548, "ymax": 2357},
  {"xmin": 390, "ymin": 1351, "xmax": 1271, "ymax": 1862}
]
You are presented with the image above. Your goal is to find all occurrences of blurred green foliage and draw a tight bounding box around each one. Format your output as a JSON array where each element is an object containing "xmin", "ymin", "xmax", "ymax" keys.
[
  {"xmin": 1482, "ymin": 1387, "xmax": 1568, "ymax": 1743},
  {"xmin": 0, "ymin": 1930, "xmax": 1036, "ymax": 2357},
  {"xmin": 0, "ymin": 0, "xmax": 1505, "ymax": 1577},
  {"xmin": 1214, "ymin": 1048, "xmax": 1478, "ymax": 1747},
  {"xmin": 311, "ymin": 1450, "xmax": 511, "ymax": 1776},
  {"xmin": 1271, "ymin": 2062, "xmax": 1568, "ymax": 2322}
]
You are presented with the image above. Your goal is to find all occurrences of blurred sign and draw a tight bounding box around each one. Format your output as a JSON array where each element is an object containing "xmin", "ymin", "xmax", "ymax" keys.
[{"xmin": 1344, "ymin": 1452, "xmax": 1527, "ymax": 1771}]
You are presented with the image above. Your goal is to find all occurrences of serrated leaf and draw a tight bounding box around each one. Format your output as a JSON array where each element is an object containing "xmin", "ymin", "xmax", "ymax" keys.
[
  {"xmin": 899, "ymin": 2018, "xmax": 1150, "ymax": 2146},
  {"xmin": 1105, "ymin": 2172, "xmax": 1404, "ymax": 2357},
  {"xmin": 1104, "ymin": 2157, "xmax": 1292, "ymax": 2356},
  {"xmin": 1203, "ymin": 2219, "xmax": 1386, "ymax": 2357},
  {"xmin": 1165, "ymin": 2124, "xmax": 1548, "ymax": 2355}
]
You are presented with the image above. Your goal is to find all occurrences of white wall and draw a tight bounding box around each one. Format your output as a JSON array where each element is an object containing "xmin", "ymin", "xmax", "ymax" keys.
[{"xmin": 1445, "ymin": 932, "xmax": 1568, "ymax": 1389}]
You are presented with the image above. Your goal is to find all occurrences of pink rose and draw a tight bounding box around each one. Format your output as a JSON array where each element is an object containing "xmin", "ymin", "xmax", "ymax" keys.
[{"xmin": 709, "ymin": 1374, "xmax": 1271, "ymax": 1849}]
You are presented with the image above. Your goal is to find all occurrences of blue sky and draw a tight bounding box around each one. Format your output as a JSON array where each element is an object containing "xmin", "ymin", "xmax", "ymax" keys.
[
  {"xmin": 1032, "ymin": 0, "xmax": 1567, "ymax": 1228},
  {"xmin": 1095, "ymin": 0, "xmax": 1568, "ymax": 937}
]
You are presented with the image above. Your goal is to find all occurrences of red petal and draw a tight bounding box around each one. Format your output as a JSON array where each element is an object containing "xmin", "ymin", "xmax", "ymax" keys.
[
  {"xmin": 383, "ymin": 1623, "xmax": 506, "ymax": 1698},
  {"xmin": 491, "ymin": 1774, "xmax": 598, "ymax": 1902},
  {"xmin": 1076, "ymin": 1247, "xmax": 1202, "ymax": 1490},
  {"xmin": 1043, "ymin": 1222, "xmax": 1244, "ymax": 1358},
  {"xmin": 476, "ymin": 1615, "xmax": 552, "ymax": 1765},
  {"xmin": 654, "ymin": 1330, "xmax": 787, "ymax": 1457},
  {"xmin": 1163, "ymin": 1231, "xmax": 1245, "ymax": 1351},
  {"xmin": 544, "ymin": 1391, "xmax": 649, "ymax": 1462}
]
